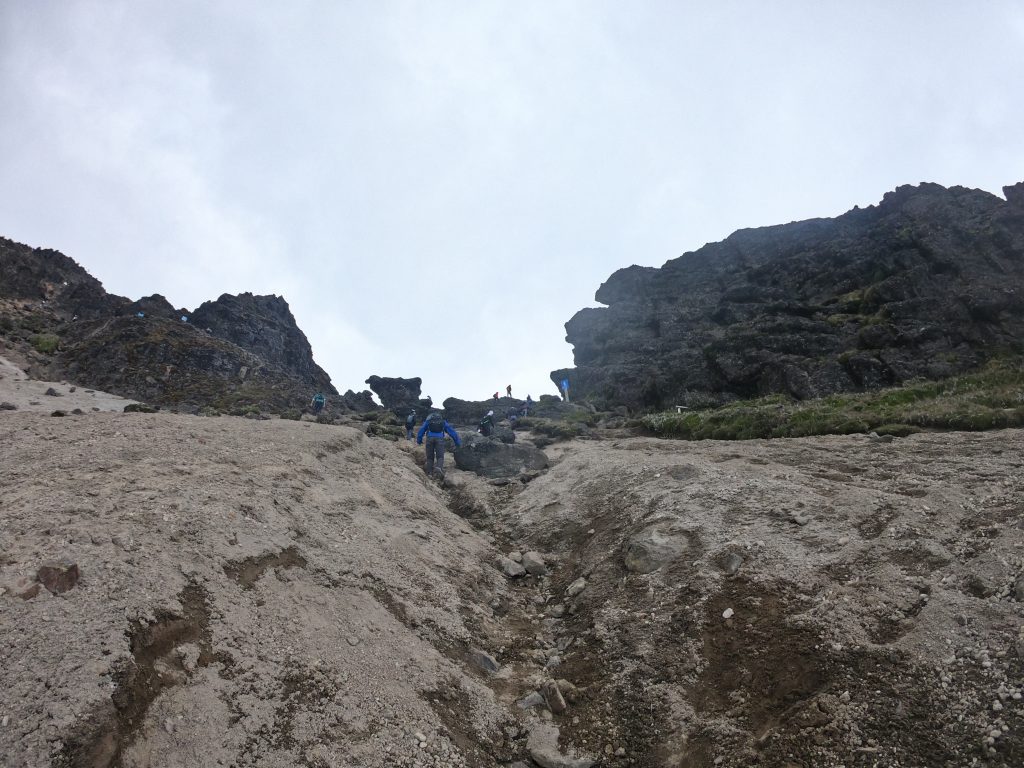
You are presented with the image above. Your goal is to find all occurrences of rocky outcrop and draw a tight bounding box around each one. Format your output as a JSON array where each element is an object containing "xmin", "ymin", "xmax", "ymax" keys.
[
  {"xmin": 552, "ymin": 181, "xmax": 1024, "ymax": 411},
  {"xmin": 0, "ymin": 236, "xmax": 122, "ymax": 320},
  {"xmin": 365, "ymin": 375, "xmax": 432, "ymax": 415},
  {"xmin": 191, "ymin": 293, "xmax": 334, "ymax": 393},
  {"xmin": 0, "ymin": 237, "xmax": 341, "ymax": 413}
]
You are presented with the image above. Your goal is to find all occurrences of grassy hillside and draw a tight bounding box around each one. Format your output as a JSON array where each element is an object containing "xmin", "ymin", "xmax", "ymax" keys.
[{"xmin": 641, "ymin": 359, "xmax": 1024, "ymax": 440}]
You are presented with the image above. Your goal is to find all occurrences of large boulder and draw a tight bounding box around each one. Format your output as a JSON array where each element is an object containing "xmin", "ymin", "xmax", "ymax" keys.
[
  {"xmin": 454, "ymin": 434, "xmax": 548, "ymax": 478},
  {"xmin": 365, "ymin": 375, "xmax": 422, "ymax": 409}
]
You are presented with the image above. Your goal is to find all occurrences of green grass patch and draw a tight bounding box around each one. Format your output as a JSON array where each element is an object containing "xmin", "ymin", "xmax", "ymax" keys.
[
  {"xmin": 641, "ymin": 360, "xmax": 1024, "ymax": 440},
  {"xmin": 30, "ymin": 333, "xmax": 60, "ymax": 354}
]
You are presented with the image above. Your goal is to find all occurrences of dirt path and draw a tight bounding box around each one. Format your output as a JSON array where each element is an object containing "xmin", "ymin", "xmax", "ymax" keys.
[{"xmin": 1, "ymin": 406, "xmax": 1023, "ymax": 767}]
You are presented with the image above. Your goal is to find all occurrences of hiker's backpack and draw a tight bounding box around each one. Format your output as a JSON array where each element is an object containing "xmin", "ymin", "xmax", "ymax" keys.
[
  {"xmin": 406, "ymin": 413, "xmax": 415, "ymax": 426},
  {"xmin": 313, "ymin": 394, "xmax": 325, "ymax": 405},
  {"xmin": 428, "ymin": 413, "xmax": 445, "ymax": 433}
]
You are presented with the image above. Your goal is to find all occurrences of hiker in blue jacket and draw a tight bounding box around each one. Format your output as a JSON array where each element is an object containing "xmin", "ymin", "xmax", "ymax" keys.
[{"xmin": 417, "ymin": 412, "xmax": 461, "ymax": 480}]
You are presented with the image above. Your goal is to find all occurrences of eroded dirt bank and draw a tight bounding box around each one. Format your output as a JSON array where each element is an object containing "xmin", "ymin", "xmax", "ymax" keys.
[{"xmin": 2, "ymin": 409, "xmax": 1023, "ymax": 767}]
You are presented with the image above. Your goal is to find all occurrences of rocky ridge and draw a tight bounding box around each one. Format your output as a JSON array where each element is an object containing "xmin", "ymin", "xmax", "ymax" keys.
[
  {"xmin": 0, "ymin": 236, "xmax": 361, "ymax": 414},
  {"xmin": 553, "ymin": 181, "xmax": 1024, "ymax": 411}
]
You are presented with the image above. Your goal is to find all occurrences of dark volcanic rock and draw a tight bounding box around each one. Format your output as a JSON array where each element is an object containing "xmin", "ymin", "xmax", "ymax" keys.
[
  {"xmin": 339, "ymin": 389, "xmax": 380, "ymax": 413},
  {"xmin": 553, "ymin": 181, "xmax": 1024, "ymax": 410},
  {"xmin": 191, "ymin": 293, "xmax": 334, "ymax": 393},
  {"xmin": 0, "ymin": 236, "xmax": 124, "ymax": 320},
  {"xmin": 453, "ymin": 433, "xmax": 549, "ymax": 478},
  {"xmin": 365, "ymin": 375, "xmax": 422, "ymax": 409},
  {"xmin": 0, "ymin": 237, "xmax": 341, "ymax": 414}
]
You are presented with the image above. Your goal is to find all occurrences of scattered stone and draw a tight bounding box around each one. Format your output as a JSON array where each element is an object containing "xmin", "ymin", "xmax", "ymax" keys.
[
  {"xmin": 69, "ymin": 386, "xmax": 76, "ymax": 392},
  {"xmin": 124, "ymin": 403, "xmax": 159, "ymax": 413},
  {"xmin": 36, "ymin": 560, "xmax": 80, "ymax": 594},
  {"xmin": 0, "ymin": 402, "xmax": 16, "ymax": 410},
  {"xmin": 1013, "ymin": 573, "xmax": 1024, "ymax": 602},
  {"xmin": 722, "ymin": 607, "xmax": 734, "ymax": 620},
  {"xmin": 790, "ymin": 512, "xmax": 811, "ymax": 526},
  {"xmin": 71, "ymin": 408, "xmax": 84, "ymax": 415},
  {"xmin": 542, "ymin": 681, "xmax": 567, "ymax": 713},
  {"xmin": 469, "ymin": 648, "xmax": 500, "ymax": 675},
  {"xmin": 565, "ymin": 577, "xmax": 587, "ymax": 598},
  {"xmin": 44, "ymin": 387, "xmax": 61, "ymax": 397},
  {"xmin": 522, "ymin": 550, "xmax": 547, "ymax": 576},
  {"xmin": 508, "ymin": 551, "xmax": 523, "ymax": 563},
  {"xmin": 615, "ymin": 747, "xmax": 626, "ymax": 757},
  {"xmin": 346, "ymin": 636, "xmax": 360, "ymax": 646},
  {"xmin": 6, "ymin": 576, "xmax": 41, "ymax": 600},
  {"xmin": 837, "ymin": 536, "xmax": 850, "ymax": 546},
  {"xmin": 545, "ymin": 655, "xmax": 561, "ymax": 669},
  {"xmin": 527, "ymin": 722, "xmax": 596, "ymax": 768},
  {"xmin": 868, "ymin": 432, "xmax": 894, "ymax": 443},
  {"xmin": 517, "ymin": 691, "xmax": 546, "ymax": 710},
  {"xmin": 50, "ymin": 410, "xmax": 66, "ymax": 417},
  {"xmin": 548, "ymin": 604, "xmax": 566, "ymax": 618},
  {"xmin": 556, "ymin": 679, "xmax": 580, "ymax": 703},
  {"xmin": 719, "ymin": 552, "xmax": 744, "ymax": 576},
  {"xmin": 839, "ymin": 691, "xmax": 851, "ymax": 704},
  {"xmin": 502, "ymin": 558, "xmax": 527, "ymax": 578},
  {"xmin": 164, "ymin": 718, "xmax": 176, "ymax": 734}
]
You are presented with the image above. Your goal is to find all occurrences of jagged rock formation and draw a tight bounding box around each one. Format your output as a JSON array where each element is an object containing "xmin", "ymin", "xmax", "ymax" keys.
[
  {"xmin": 552, "ymin": 181, "xmax": 1024, "ymax": 411},
  {"xmin": 192, "ymin": 293, "xmax": 333, "ymax": 392},
  {"xmin": 365, "ymin": 375, "xmax": 432, "ymax": 416},
  {"xmin": 0, "ymin": 236, "xmax": 346, "ymax": 413}
]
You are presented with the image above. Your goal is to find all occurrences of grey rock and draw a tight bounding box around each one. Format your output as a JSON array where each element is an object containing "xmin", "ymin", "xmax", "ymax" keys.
[
  {"xmin": 0, "ymin": 402, "xmax": 16, "ymax": 410},
  {"xmin": 453, "ymin": 433, "xmax": 549, "ymax": 479},
  {"xmin": 44, "ymin": 387, "xmax": 61, "ymax": 397},
  {"xmin": 548, "ymin": 604, "xmax": 566, "ymax": 618},
  {"xmin": 517, "ymin": 691, "xmax": 546, "ymax": 710},
  {"xmin": 527, "ymin": 723, "xmax": 595, "ymax": 768},
  {"xmin": 542, "ymin": 681, "xmax": 567, "ymax": 713},
  {"xmin": 469, "ymin": 648, "xmax": 500, "ymax": 675},
  {"xmin": 565, "ymin": 577, "xmax": 587, "ymax": 598},
  {"xmin": 522, "ymin": 550, "xmax": 547, "ymax": 576},
  {"xmin": 623, "ymin": 523, "xmax": 691, "ymax": 573},
  {"xmin": 1013, "ymin": 573, "xmax": 1024, "ymax": 602},
  {"xmin": 720, "ymin": 552, "xmax": 744, "ymax": 576},
  {"xmin": 501, "ymin": 558, "xmax": 527, "ymax": 578}
]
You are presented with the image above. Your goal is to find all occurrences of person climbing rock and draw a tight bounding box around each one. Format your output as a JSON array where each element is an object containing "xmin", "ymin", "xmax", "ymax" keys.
[
  {"xmin": 478, "ymin": 410, "xmax": 495, "ymax": 437},
  {"xmin": 417, "ymin": 412, "xmax": 461, "ymax": 480},
  {"xmin": 492, "ymin": 391, "xmax": 499, "ymax": 401},
  {"xmin": 310, "ymin": 392, "xmax": 326, "ymax": 415},
  {"xmin": 405, "ymin": 409, "xmax": 417, "ymax": 440}
]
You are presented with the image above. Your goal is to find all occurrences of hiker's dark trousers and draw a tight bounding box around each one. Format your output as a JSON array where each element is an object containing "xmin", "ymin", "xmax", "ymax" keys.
[{"xmin": 424, "ymin": 436, "xmax": 445, "ymax": 477}]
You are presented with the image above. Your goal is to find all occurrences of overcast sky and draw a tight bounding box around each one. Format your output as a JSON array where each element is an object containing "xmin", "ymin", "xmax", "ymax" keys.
[{"xmin": 2, "ymin": 2, "xmax": 1023, "ymax": 402}]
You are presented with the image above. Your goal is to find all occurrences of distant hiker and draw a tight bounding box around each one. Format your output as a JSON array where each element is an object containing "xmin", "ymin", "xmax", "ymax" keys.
[
  {"xmin": 310, "ymin": 392, "xmax": 326, "ymax": 415},
  {"xmin": 523, "ymin": 394, "xmax": 533, "ymax": 416},
  {"xmin": 506, "ymin": 407, "xmax": 518, "ymax": 429},
  {"xmin": 560, "ymin": 378, "xmax": 570, "ymax": 402},
  {"xmin": 417, "ymin": 412, "xmax": 461, "ymax": 480},
  {"xmin": 478, "ymin": 410, "xmax": 495, "ymax": 437},
  {"xmin": 405, "ymin": 410, "xmax": 417, "ymax": 440},
  {"xmin": 506, "ymin": 384, "xmax": 512, "ymax": 398},
  {"xmin": 492, "ymin": 391, "xmax": 499, "ymax": 401}
]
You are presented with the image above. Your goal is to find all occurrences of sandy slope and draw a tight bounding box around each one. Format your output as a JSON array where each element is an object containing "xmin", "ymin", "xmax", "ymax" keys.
[
  {"xmin": 1, "ymin": 378, "xmax": 1023, "ymax": 766},
  {"xmin": 0, "ymin": 354, "xmax": 135, "ymax": 413}
]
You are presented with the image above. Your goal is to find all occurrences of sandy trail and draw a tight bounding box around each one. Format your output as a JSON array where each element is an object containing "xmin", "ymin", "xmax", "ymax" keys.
[{"xmin": 1, "ymin": 404, "xmax": 1023, "ymax": 767}]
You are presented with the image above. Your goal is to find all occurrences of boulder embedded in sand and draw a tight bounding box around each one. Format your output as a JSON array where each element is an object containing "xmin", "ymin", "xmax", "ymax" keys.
[
  {"xmin": 623, "ymin": 523, "xmax": 692, "ymax": 573},
  {"xmin": 453, "ymin": 434, "xmax": 548, "ymax": 478}
]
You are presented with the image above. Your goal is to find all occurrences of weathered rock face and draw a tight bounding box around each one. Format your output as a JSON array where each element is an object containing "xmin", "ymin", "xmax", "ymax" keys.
[
  {"xmin": 191, "ymin": 293, "xmax": 333, "ymax": 393},
  {"xmin": 365, "ymin": 375, "xmax": 422, "ymax": 409},
  {"xmin": 0, "ymin": 237, "xmax": 342, "ymax": 413},
  {"xmin": 453, "ymin": 433, "xmax": 549, "ymax": 478},
  {"xmin": 553, "ymin": 181, "xmax": 1024, "ymax": 411},
  {"xmin": 0, "ymin": 236, "xmax": 122, "ymax": 320}
]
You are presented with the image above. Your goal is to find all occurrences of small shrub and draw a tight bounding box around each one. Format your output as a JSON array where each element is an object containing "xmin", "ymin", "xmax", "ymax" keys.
[{"xmin": 30, "ymin": 333, "xmax": 60, "ymax": 354}]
